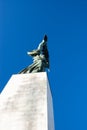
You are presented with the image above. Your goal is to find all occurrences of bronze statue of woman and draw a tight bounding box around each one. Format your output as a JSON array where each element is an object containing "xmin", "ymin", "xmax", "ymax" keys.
[{"xmin": 19, "ymin": 35, "xmax": 49, "ymax": 74}]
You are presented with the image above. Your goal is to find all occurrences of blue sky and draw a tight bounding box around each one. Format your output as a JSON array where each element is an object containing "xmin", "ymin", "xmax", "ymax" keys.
[{"xmin": 0, "ymin": 0, "xmax": 87, "ymax": 129}]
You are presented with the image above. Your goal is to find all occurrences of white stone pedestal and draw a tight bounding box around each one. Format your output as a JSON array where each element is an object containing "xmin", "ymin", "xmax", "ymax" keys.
[{"xmin": 0, "ymin": 72, "xmax": 54, "ymax": 130}]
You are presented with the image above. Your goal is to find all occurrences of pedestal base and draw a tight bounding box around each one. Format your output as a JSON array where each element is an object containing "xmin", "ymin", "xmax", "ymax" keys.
[{"xmin": 0, "ymin": 72, "xmax": 54, "ymax": 130}]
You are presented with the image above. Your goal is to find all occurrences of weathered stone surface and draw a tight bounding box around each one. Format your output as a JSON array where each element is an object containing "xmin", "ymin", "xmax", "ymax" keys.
[{"xmin": 0, "ymin": 72, "xmax": 54, "ymax": 130}]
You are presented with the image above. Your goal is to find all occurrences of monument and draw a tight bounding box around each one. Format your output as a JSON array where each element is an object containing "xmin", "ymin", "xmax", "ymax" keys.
[
  {"xmin": 0, "ymin": 35, "xmax": 55, "ymax": 130},
  {"xmin": 19, "ymin": 35, "xmax": 49, "ymax": 74}
]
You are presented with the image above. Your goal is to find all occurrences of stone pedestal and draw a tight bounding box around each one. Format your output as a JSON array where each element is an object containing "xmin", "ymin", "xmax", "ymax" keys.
[{"xmin": 0, "ymin": 72, "xmax": 54, "ymax": 130}]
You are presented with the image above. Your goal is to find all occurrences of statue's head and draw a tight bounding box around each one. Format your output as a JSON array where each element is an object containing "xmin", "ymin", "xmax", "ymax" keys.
[{"xmin": 27, "ymin": 49, "xmax": 40, "ymax": 56}]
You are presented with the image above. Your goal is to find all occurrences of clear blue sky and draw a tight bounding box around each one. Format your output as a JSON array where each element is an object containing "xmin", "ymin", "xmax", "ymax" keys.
[{"xmin": 0, "ymin": 0, "xmax": 87, "ymax": 129}]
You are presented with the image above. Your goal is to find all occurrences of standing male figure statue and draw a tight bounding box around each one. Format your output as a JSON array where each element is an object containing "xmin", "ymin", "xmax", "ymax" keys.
[{"xmin": 19, "ymin": 35, "xmax": 49, "ymax": 74}]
